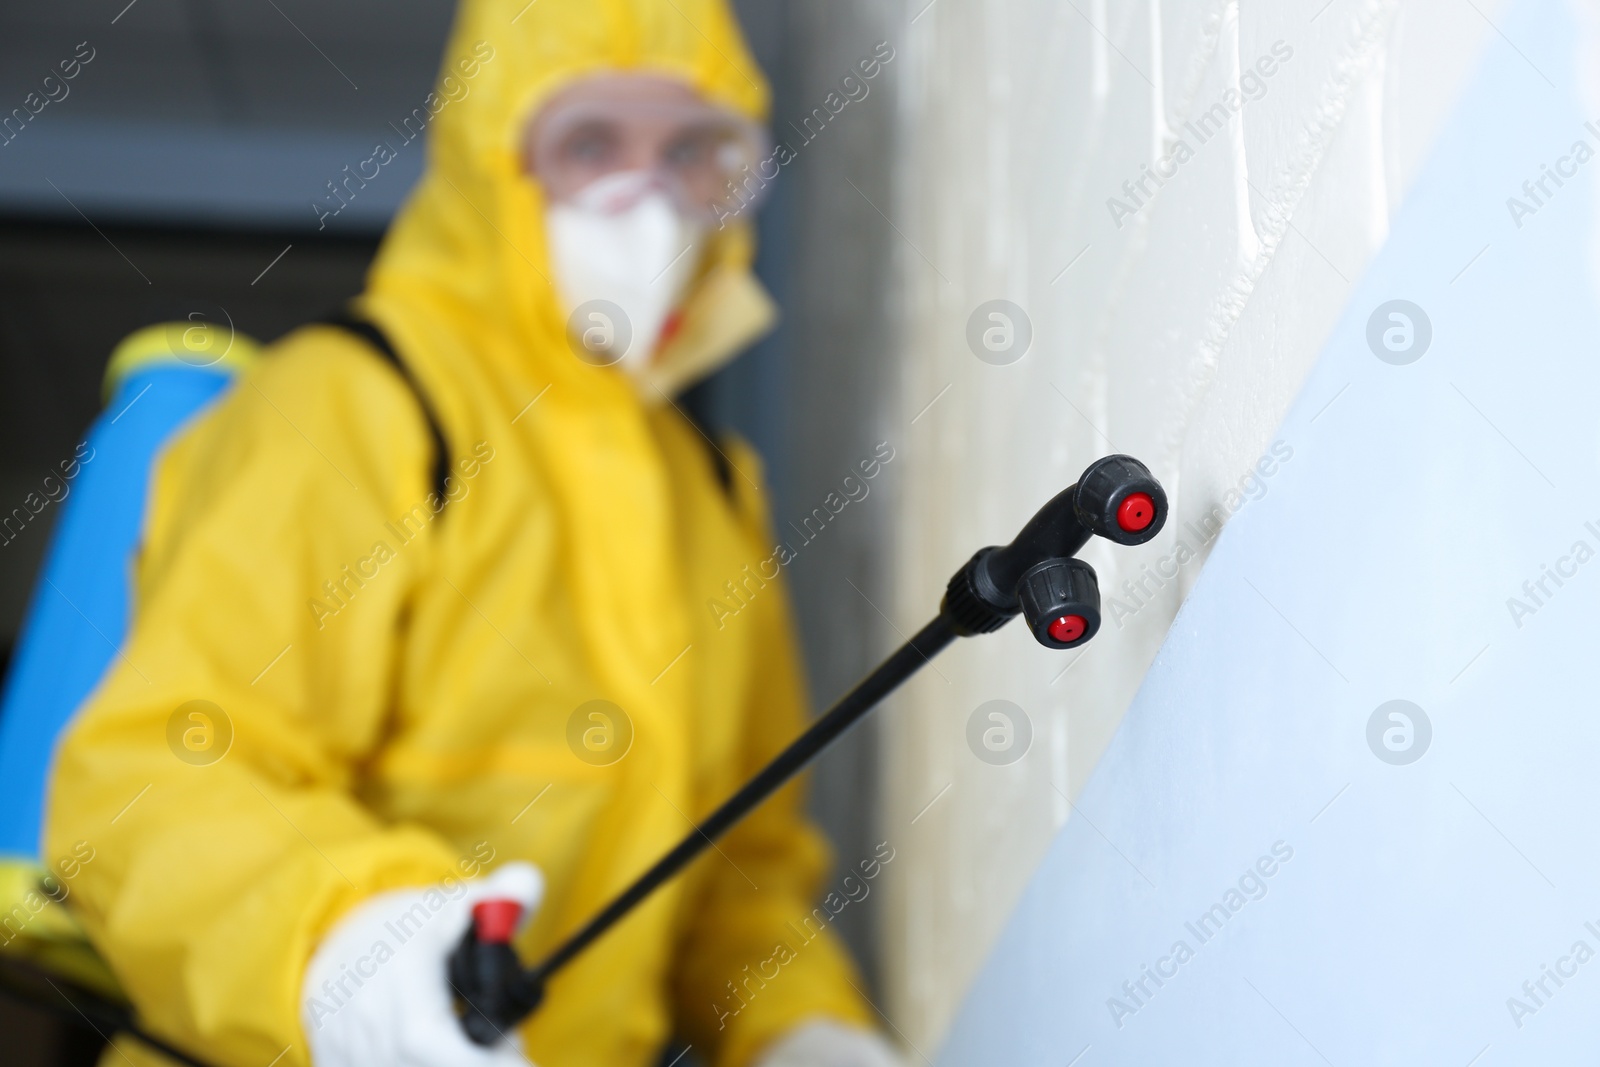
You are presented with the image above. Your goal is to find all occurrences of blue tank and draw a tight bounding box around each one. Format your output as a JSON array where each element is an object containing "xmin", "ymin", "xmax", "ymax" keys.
[{"xmin": 0, "ymin": 325, "xmax": 256, "ymax": 862}]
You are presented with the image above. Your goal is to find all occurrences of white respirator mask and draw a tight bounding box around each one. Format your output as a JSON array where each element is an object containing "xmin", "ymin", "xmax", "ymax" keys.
[{"xmin": 545, "ymin": 170, "xmax": 706, "ymax": 375}]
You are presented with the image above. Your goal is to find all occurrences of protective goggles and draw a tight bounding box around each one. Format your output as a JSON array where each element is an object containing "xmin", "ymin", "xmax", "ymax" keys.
[{"xmin": 526, "ymin": 75, "xmax": 772, "ymax": 223}]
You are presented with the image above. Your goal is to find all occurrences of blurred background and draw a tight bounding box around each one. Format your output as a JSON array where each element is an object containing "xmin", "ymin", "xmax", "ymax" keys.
[
  {"xmin": 0, "ymin": 0, "xmax": 1520, "ymax": 1063},
  {"xmin": 0, "ymin": 1, "xmax": 899, "ymax": 1060}
]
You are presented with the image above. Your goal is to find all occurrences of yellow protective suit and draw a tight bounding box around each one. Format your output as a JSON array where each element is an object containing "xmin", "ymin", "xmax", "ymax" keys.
[{"xmin": 43, "ymin": 1, "xmax": 874, "ymax": 1064}]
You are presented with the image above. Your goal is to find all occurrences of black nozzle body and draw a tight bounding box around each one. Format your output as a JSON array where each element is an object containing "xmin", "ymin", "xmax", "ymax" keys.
[
  {"xmin": 449, "ymin": 929, "xmax": 545, "ymax": 1046},
  {"xmin": 940, "ymin": 455, "xmax": 1166, "ymax": 638},
  {"xmin": 1017, "ymin": 557, "xmax": 1101, "ymax": 648}
]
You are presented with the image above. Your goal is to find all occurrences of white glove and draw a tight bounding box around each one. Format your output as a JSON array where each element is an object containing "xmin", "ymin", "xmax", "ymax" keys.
[
  {"xmin": 755, "ymin": 1020, "xmax": 906, "ymax": 1067},
  {"xmin": 301, "ymin": 862, "xmax": 543, "ymax": 1067}
]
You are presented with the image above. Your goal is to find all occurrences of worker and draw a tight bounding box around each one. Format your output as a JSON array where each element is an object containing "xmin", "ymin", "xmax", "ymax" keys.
[{"xmin": 43, "ymin": 0, "xmax": 903, "ymax": 1064}]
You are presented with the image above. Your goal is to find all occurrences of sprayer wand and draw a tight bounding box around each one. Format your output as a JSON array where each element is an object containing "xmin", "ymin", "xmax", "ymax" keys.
[{"xmin": 448, "ymin": 454, "xmax": 1169, "ymax": 1044}]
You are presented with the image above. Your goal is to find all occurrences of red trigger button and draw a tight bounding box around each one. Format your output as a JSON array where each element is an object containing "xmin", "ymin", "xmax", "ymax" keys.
[{"xmin": 472, "ymin": 899, "xmax": 523, "ymax": 944}]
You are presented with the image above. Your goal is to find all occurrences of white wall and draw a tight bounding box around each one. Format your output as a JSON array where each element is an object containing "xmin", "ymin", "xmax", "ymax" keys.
[{"xmin": 880, "ymin": 0, "xmax": 1505, "ymax": 1048}]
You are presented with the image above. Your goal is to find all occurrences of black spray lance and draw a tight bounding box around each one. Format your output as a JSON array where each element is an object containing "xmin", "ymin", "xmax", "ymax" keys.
[{"xmin": 448, "ymin": 454, "xmax": 1169, "ymax": 1044}]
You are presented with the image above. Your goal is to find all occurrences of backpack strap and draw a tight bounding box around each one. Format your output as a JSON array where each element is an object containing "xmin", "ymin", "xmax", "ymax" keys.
[
  {"xmin": 677, "ymin": 384, "xmax": 734, "ymax": 494},
  {"xmin": 318, "ymin": 312, "xmax": 452, "ymax": 505},
  {"xmin": 691, "ymin": 416, "xmax": 733, "ymax": 493},
  {"xmin": 322, "ymin": 312, "xmax": 736, "ymax": 504}
]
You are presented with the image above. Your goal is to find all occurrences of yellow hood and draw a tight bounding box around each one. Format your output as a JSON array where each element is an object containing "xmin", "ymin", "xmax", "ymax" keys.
[{"xmin": 365, "ymin": 0, "xmax": 776, "ymax": 405}]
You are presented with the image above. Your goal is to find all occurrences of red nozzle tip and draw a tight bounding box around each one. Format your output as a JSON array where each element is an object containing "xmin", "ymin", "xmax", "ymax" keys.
[
  {"xmin": 1116, "ymin": 492, "xmax": 1155, "ymax": 533},
  {"xmin": 472, "ymin": 899, "xmax": 524, "ymax": 944},
  {"xmin": 1048, "ymin": 615, "xmax": 1087, "ymax": 644}
]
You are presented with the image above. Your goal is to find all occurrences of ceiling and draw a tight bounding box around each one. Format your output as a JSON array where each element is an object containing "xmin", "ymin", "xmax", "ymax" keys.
[{"xmin": 0, "ymin": 0, "xmax": 460, "ymax": 231}]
